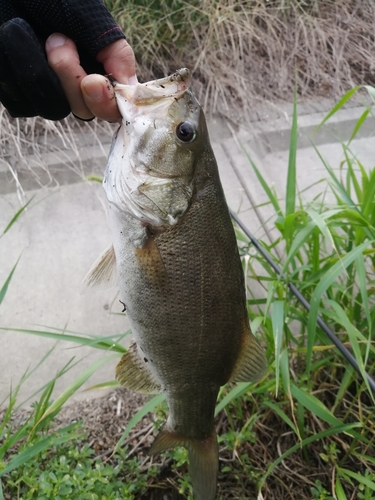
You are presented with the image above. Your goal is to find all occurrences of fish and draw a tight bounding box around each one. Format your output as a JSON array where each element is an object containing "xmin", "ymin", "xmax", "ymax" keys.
[{"xmin": 84, "ymin": 68, "xmax": 267, "ymax": 500}]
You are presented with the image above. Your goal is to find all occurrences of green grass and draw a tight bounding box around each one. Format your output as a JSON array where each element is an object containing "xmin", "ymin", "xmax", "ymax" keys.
[
  {"xmin": 4, "ymin": 440, "xmax": 158, "ymax": 499},
  {"xmin": 231, "ymin": 85, "xmax": 375, "ymax": 498},
  {"xmin": 1, "ymin": 87, "xmax": 375, "ymax": 498}
]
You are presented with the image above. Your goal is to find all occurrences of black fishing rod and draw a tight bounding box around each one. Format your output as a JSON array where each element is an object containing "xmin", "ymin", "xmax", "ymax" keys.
[{"xmin": 230, "ymin": 209, "xmax": 375, "ymax": 395}]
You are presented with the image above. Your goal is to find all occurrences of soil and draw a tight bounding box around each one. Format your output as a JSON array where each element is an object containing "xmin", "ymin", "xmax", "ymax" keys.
[{"xmin": 19, "ymin": 386, "xmax": 350, "ymax": 500}]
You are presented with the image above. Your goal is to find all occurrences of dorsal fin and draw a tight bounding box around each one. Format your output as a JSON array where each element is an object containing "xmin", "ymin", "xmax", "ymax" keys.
[{"xmin": 80, "ymin": 244, "xmax": 117, "ymax": 294}]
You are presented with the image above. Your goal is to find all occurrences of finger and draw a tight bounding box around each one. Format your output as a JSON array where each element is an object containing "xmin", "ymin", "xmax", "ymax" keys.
[
  {"xmin": 96, "ymin": 39, "xmax": 138, "ymax": 85},
  {"xmin": 46, "ymin": 33, "xmax": 93, "ymax": 120},
  {"xmin": 81, "ymin": 74, "xmax": 122, "ymax": 122}
]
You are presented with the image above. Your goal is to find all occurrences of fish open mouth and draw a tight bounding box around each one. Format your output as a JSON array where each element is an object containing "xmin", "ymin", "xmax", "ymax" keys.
[
  {"xmin": 113, "ymin": 68, "xmax": 191, "ymax": 105},
  {"xmin": 103, "ymin": 68, "xmax": 199, "ymax": 227}
]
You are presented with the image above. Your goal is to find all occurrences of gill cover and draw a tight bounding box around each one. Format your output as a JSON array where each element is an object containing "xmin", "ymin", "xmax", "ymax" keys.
[{"xmin": 103, "ymin": 69, "xmax": 202, "ymax": 227}]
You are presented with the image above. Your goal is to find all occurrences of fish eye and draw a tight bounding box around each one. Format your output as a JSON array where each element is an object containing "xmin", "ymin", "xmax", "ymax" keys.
[{"xmin": 176, "ymin": 122, "xmax": 196, "ymax": 143}]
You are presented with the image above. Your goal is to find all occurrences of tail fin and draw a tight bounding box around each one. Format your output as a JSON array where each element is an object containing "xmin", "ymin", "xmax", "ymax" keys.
[{"xmin": 149, "ymin": 428, "xmax": 218, "ymax": 500}]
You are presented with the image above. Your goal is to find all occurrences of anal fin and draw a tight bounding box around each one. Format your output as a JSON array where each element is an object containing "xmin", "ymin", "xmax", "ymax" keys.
[
  {"xmin": 230, "ymin": 332, "xmax": 267, "ymax": 383},
  {"xmin": 116, "ymin": 342, "xmax": 161, "ymax": 394}
]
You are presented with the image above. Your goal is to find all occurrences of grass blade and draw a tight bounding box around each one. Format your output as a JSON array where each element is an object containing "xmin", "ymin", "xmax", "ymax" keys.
[
  {"xmin": 0, "ymin": 327, "xmax": 127, "ymax": 353},
  {"xmin": 115, "ymin": 394, "xmax": 165, "ymax": 451},
  {"xmin": 348, "ymin": 108, "xmax": 371, "ymax": 144},
  {"xmin": 335, "ymin": 477, "xmax": 347, "ymax": 500},
  {"xmin": 35, "ymin": 355, "xmax": 118, "ymax": 427},
  {"xmin": 291, "ymin": 384, "xmax": 341, "ymax": 426},
  {"xmin": 271, "ymin": 300, "xmax": 284, "ymax": 395},
  {"xmin": 0, "ymin": 256, "xmax": 21, "ymax": 306},
  {"xmin": 1, "ymin": 196, "xmax": 35, "ymax": 237},
  {"xmin": 325, "ymin": 299, "xmax": 372, "ymax": 399},
  {"xmin": 339, "ymin": 467, "xmax": 375, "ymax": 490},
  {"xmin": 263, "ymin": 401, "xmax": 297, "ymax": 434},
  {"xmin": 364, "ymin": 85, "xmax": 375, "ymax": 101},
  {"xmin": 215, "ymin": 382, "xmax": 251, "ymax": 415},
  {"xmin": 314, "ymin": 86, "xmax": 360, "ymax": 132},
  {"xmin": 0, "ymin": 429, "xmax": 81, "ymax": 477},
  {"xmin": 285, "ymin": 88, "xmax": 297, "ymax": 216},
  {"xmin": 259, "ymin": 422, "xmax": 361, "ymax": 489},
  {"xmin": 85, "ymin": 380, "xmax": 119, "ymax": 391},
  {"xmin": 306, "ymin": 241, "xmax": 371, "ymax": 375},
  {"xmin": 240, "ymin": 147, "xmax": 282, "ymax": 215}
]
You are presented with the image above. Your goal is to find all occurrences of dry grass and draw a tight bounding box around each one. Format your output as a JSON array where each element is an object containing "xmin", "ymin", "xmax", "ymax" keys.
[
  {"xmin": 110, "ymin": 0, "xmax": 375, "ymax": 114},
  {"xmin": 2, "ymin": 0, "xmax": 374, "ymax": 188},
  {"xmin": 0, "ymin": 112, "xmax": 115, "ymax": 198}
]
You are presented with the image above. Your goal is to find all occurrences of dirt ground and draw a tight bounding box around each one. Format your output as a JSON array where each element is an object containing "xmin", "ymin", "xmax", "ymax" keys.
[{"xmin": 44, "ymin": 387, "xmax": 343, "ymax": 500}]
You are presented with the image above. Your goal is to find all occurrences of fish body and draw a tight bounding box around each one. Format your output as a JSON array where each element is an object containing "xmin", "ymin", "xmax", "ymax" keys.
[{"xmin": 86, "ymin": 69, "xmax": 267, "ymax": 499}]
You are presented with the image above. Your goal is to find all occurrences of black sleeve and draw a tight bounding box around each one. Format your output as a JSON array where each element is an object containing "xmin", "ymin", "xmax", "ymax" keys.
[{"xmin": 0, "ymin": 0, "xmax": 126, "ymax": 120}]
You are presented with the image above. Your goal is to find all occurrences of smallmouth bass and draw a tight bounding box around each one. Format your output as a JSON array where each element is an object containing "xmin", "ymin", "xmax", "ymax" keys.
[{"xmin": 84, "ymin": 69, "xmax": 267, "ymax": 500}]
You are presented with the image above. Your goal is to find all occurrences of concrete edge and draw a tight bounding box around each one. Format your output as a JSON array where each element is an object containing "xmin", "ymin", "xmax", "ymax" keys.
[
  {"xmin": 239, "ymin": 106, "xmax": 374, "ymax": 159},
  {"xmin": 1, "ymin": 106, "xmax": 373, "ymax": 194}
]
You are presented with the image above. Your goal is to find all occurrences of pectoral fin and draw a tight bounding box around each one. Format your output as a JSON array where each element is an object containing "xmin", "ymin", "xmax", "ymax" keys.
[
  {"xmin": 80, "ymin": 244, "xmax": 117, "ymax": 293},
  {"xmin": 134, "ymin": 235, "xmax": 166, "ymax": 282},
  {"xmin": 116, "ymin": 342, "xmax": 161, "ymax": 394},
  {"xmin": 230, "ymin": 332, "xmax": 267, "ymax": 383}
]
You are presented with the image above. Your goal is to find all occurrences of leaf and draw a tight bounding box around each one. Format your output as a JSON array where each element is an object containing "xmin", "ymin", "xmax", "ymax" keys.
[
  {"xmin": 115, "ymin": 394, "xmax": 165, "ymax": 451},
  {"xmin": 306, "ymin": 241, "xmax": 371, "ymax": 375},
  {"xmin": 35, "ymin": 355, "xmax": 118, "ymax": 427},
  {"xmin": 1, "ymin": 196, "xmax": 35, "ymax": 237},
  {"xmin": 0, "ymin": 256, "xmax": 21, "ymax": 307},
  {"xmin": 352, "ymin": 453, "xmax": 375, "ymax": 467},
  {"xmin": 314, "ymin": 87, "xmax": 360, "ymax": 132},
  {"xmin": 240, "ymin": 147, "xmax": 282, "ymax": 216},
  {"xmin": 85, "ymin": 175, "xmax": 103, "ymax": 183},
  {"xmin": 0, "ymin": 427, "xmax": 81, "ymax": 477},
  {"xmin": 271, "ymin": 300, "xmax": 284, "ymax": 395},
  {"xmin": 348, "ymin": 108, "xmax": 371, "ymax": 144},
  {"xmin": 364, "ymin": 85, "xmax": 375, "ymax": 101},
  {"xmin": 0, "ymin": 327, "xmax": 127, "ymax": 353},
  {"xmin": 325, "ymin": 299, "xmax": 373, "ymax": 400},
  {"xmin": 339, "ymin": 467, "xmax": 375, "ymax": 490},
  {"xmin": 285, "ymin": 88, "xmax": 297, "ymax": 216},
  {"xmin": 291, "ymin": 384, "xmax": 342, "ymax": 427},
  {"xmin": 335, "ymin": 477, "xmax": 347, "ymax": 500},
  {"xmin": 215, "ymin": 382, "xmax": 251, "ymax": 415},
  {"xmin": 263, "ymin": 401, "xmax": 297, "ymax": 434},
  {"xmin": 282, "ymin": 221, "xmax": 316, "ymax": 270},
  {"xmin": 280, "ymin": 349, "xmax": 291, "ymax": 398},
  {"xmin": 306, "ymin": 208, "xmax": 335, "ymax": 248},
  {"xmin": 259, "ymin": 422, "xmax": 361, "ymax": 489},
  {"xmin": 85, "ymin": 380, "xmax": 120, "ymax": 391}
]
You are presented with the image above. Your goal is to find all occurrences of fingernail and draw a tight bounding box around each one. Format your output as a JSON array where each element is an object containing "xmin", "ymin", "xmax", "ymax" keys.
[
  {"xmin": 82, "ymin": 81, "xmax": 103, "ymax": 100},
  {"xmin": 46, "ymin": 33, "xmax": 67, "ymax": 49},
  {"xmin": 128, "ymin": 75, "xmax": 138, "ymax": 86}
]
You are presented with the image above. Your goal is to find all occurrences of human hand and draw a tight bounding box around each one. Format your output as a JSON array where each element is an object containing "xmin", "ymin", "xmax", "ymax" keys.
[
  {"xmin": 0, "ymin": 0, "xmax": 136, "ymax": 121},
  {"xmin": 46, "ymin": 34, "xmax": 137, "ymax": 122}
]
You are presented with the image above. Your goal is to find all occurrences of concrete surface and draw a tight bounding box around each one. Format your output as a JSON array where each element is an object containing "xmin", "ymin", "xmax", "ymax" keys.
[{"xmin": 1, "ymin": 102, "xmax": 374, "ymax": 407}]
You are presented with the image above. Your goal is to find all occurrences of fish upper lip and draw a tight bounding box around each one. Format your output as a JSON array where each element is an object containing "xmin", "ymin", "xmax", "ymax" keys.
[
  {"xmin": 113, "ymin": 68, "xmax": 191, "ymax": 104},
  {"xmin": 143, "ymin": 68, "xmax": 190, "ymax": 88}
]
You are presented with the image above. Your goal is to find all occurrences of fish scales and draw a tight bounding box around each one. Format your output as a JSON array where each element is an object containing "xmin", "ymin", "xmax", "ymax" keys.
[
  {"xmin": 85, "ymin": 69, "xmax": 267, "ymax": 500},
  {"xmin": 111, "ymin": 147, "xmax": 245, "ymax": 437}
]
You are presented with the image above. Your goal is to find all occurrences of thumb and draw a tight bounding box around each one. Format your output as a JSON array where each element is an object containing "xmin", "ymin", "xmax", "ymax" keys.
[{"xmin": 96, "ymin": 38, "xmax": 137, "ymax": 85}]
